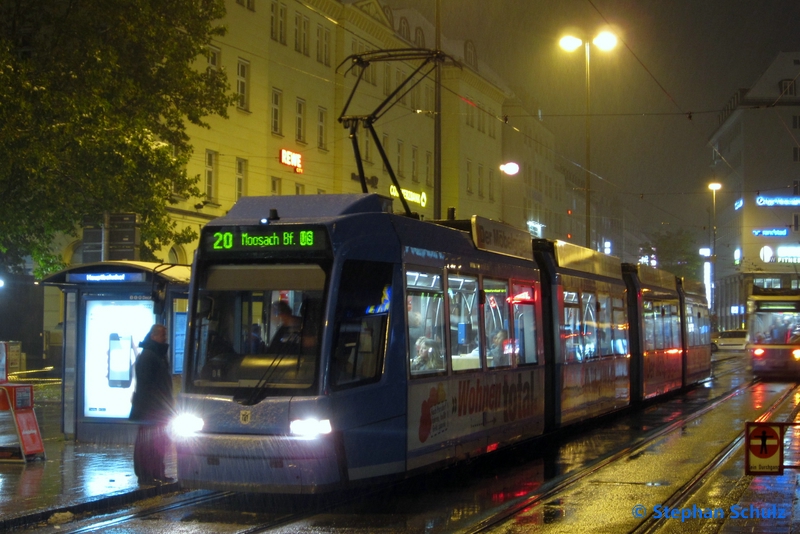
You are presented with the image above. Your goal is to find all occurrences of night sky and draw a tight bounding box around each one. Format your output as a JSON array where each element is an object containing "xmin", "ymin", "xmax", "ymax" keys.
[{"xmin": 383, "ymin": 0, "xmax": 800, "ymax": 244}]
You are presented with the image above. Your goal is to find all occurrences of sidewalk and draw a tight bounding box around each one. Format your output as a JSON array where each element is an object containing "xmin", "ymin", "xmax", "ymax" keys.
[{"xmin": 0, "ymin": 404, "xmax": 178, "ymax": 531}]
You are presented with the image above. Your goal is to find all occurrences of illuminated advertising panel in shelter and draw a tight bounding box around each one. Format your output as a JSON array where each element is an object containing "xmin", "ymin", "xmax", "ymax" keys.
[
  {"xmin": 202, "ymin": 226, "xmax": 328, "ymax": 254},
  {"xmin": 83, "ymin": 299, "xmax": 155, "ymax": 418}
]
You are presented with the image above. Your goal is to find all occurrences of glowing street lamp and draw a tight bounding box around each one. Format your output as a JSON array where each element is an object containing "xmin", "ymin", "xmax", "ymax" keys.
[
  {"xmin": 499, "ymin": 162, "xmax": 519, "ymax": 176},
  {"xmin": 559, "ymin": 30, "xmax": 618, "ymax": 249}
]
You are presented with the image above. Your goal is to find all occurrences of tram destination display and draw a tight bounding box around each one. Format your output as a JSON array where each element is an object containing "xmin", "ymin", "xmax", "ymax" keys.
[{"xmin": 203, "ymin": 226, "xmax": 327, "ymax": 254}]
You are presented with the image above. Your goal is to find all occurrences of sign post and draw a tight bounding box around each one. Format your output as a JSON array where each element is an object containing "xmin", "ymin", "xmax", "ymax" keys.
[{"xmin": 745, "ymin": 422, "xmax": 783, "ymax": 475}]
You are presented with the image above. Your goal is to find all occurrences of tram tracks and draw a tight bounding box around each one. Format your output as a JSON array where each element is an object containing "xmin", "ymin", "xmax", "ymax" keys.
[
  {"xmin": 28, "ymin": 358, "xmax": 762, "ymax": 534},
  {"xmin": 455, "ymin": 375, "xmax": 766, "ymax": 534},
  {"xmin": 632, "ymin": 381, "xmax": 800, "ymax": 534}
]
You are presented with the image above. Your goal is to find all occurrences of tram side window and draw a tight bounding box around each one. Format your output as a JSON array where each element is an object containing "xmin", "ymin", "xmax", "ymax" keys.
[
  {"xmin": 512, "ymin": 282, "xmax": 538, "ymax": 365},
  {"xmin": 406, "ymin": 269, "xmax": 446, "ymax": 376},
  {"xmin": 582, "ymin": 291, "xmax": 598, "ymax": 359},
  {"xmin": 612, "ymin": 297, "xmax": 628, "ymax": 355},
  {"xmin": 596, "ymin": 293, "xmax": 613, "ymax": 357},
  {"xmin": 699, "ymin": 306, "xmax": 711, "ymax": 345},
  {"xmin": 484, "ymin": 278, "xmax": 510, "ymax": 368},
  {"xmin": 685, "ymin": 304, "xmax": 696, "ymax": 346},
  {"xmin": 330, "ymin": 260, "xmax": 392, "ymax": 389},
  {"xmin": 643, "ymin": 301, "xmax": 656, "ymax": 352},
  {"xmin": 564, "ymin": 291, "xmax": 581, "ymax": 362},
  {"xmin": 669, "ymin": 304, "xmax": 681, "ymax": 348},
  {"xmin": 449, "ymin": 273, "xmax": 481, "ymax": 371}
]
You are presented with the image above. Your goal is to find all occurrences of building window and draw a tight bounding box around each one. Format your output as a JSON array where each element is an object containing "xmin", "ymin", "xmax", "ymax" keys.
[
  {"xmin": 271, "ymin": 1, "xmax": 286, "ymax": 44},
  {"xmin": 466, "ymin": 159, "xmax": 473, "ymax": 193},
  {"xmin": 364, "ymin": 135, "xmax": 372, "ymax": 162},
  {"xmin": 207, "ymin": 46, "xmax": 220, "ymax": 71},
  {"xmin": 296, "ymin": 98, "xmax": 306, "ymax": 142},
  {"xmin": 488, "ymin": 169, "xmax": 494, "ymax": 201},
  {"xmin": 425, "ymin": 86, "xmax": 433, "ymax": 118},
  {"xmin": 294, "ymin": 13, "xmax": 309, "ymax": 55},
  {"xmin": 271, "ymin": 89, "xmax": 282, "ymax": 135},
  {"xmin": 754, "ymin": 277, "xmax": 782, "ymax": 289},
  {"xmin": 205, "ymin": 150, "xmax": 217, "ymax": 200},
  {"xmin": 396, "ymin": 69, "xmax": 407, "ymax": 104},
  {"xmin": 316, "ymin": 24, "xmax": 330, "ymax": 66},
  {"xmin": 237, "ymin": 0, "xmax": 255, "ymax": 10},
  {"xmin": 383, "ymin": 64, "xmax": 392, "ymax": 96},
  {"xmin": 794, "ymin": 213, "xmax": 800, "ymax": 232},
  {"xmin": 464, "ymin": 41, "xmax": 477, "ymax": 68},
  {"xmin": 382, "ymin": 133, "xmax": 389, "ymax": 174},
  {"xmin": 794, "ymin": 116, "xmax": 800, "ymax": 129},
  {"xmin": 399, "ymin": 18, "xmax": 410, "ymax": 40},
  {"xmin": 237, "ymin": 60, "xmax": 249, "ymax": 110},
  {"xmin": 317, "ymin": 107, "xmax": 327, "ymax": 149},
  {"xmin": 410, "ymin": 82, "xmax": 419, "ymax": 110},
  {"xmin": 425, "ymin": 151, "xmax": 432, "ymax": 186},
  {"xmin": 396, "ymin": 139, "xmax": 405, "ymax": 177},
  {"xmin": 794, "ymin": 180, "xmax": 800, "ymax": 195},
  {"xmin": 465, "ymin": 97, "xmax": 475, "ymax": 127},
  {"xmin": 780, "ymin": 79, "xmax": 796, "ymax": 96},
  {"xmin": 478, "ymin": 163, "xmax": 484, "ymax": 197},
  {"xmin": 415, "ymin": 27, "xmax": 425, "ymax": 48},
  {"xmin": 488, "ymin": 108, "xmax": 496, "ymax": 138},
  {"xmin": 236, "ymin": 158, "xmax": 247, "ymax": 200},
  {"xmin": 296, "ymin": 183, "xmax": 305, "ymax": 195},
  {"xmin": 411, "ymin": 146, "xmax": 418, "ymax": 182},
  {"xmin": 794, "ymin": 146, "xmax": 800, "ymax": 162},
  {"xmin": 271, "ymin": 176, "xmax": 282, "ymax": 195}
]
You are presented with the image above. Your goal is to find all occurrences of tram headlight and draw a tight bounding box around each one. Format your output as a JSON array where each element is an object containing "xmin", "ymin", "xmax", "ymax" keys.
[
  {"xmin": 793, "ymin": 349, "xmax": 800, "ymax": 361},
  {"xmin": 753, "ymin": 348, "xmax": 765, "ymax": 358},
  {"xmin": 170, "ymin": 413, "xmax": 205, "ymax": 438},
  {"xmin": 290, "ymin": 418, "xmax": 332, "ymax": 438}
]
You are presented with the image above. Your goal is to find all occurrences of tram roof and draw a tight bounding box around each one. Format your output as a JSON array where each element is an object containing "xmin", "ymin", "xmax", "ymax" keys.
[
  {"xmin": 207, "ymin": 194, "xmax": 394, "ymax": 227},
  {"xmin": 42, "ymin": 261, "xmax": 191, "ymax": 286}
]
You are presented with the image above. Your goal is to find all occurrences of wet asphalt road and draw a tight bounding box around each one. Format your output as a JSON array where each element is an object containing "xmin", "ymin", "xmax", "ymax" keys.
[{"xmin": 16, "ymin": 352, "xmax": 786, "ymax": 534}]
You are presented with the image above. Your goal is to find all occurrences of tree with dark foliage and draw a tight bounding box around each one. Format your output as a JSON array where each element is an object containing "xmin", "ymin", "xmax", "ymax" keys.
[
  {"xmin": 0, "ymin": 0, "xmax": 235, "ymax": 275},
  {"xmin": 640, "ymin": 228, "xmax": 704, "ymax": 282}
]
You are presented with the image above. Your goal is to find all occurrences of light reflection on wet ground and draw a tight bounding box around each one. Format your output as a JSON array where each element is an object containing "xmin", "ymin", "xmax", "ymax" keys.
[{"xmin": 1, "ymin": 354, "xmax": 761, "ymax": 533}]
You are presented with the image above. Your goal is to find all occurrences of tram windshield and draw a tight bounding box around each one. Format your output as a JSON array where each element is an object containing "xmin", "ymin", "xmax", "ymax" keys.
[
  {"xmin": 749, "ymin": 310, "xmax": 800, "ymax": 344},
  {"xmin": 188, "ymin": 264, "xmax": 326, "ymax": 398}
]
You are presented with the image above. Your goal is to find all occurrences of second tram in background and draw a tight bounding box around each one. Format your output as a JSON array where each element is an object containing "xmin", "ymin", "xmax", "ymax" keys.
[
  {"xmin": 171, "ymin": 193, "xmax": 712, "ymax": 494},
  {"xmin": 747, "ymin": 286, "xmax": 800, "ymax": 377}
]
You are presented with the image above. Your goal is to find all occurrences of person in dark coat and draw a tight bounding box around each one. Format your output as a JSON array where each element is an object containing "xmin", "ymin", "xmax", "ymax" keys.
[{"xmin": 129, "ymin": 323, "xmax": 174, "ymax": 484}]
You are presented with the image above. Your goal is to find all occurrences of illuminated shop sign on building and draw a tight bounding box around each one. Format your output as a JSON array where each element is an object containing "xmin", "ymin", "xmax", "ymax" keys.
[
  {"xmin": 389, "ymin": 185, "xmax": 427, "ymax": 207},
  {"xmin": 755, "ymin": 196, "xmax": 800, "ymax": 207},
  {"xmin": 735, "ymin": 199, "xmax": 743, "ymax": 210},
  {"xmin": 760, "ymin": 245, "xmax": 800, "ymax": 263},
  {"xmin": 279, "ymin": 149, "xmax": 303, "ymax": 173},
  {"xmin": 752, "ymin": 228, "xmax": 789, "ymax": 237}
]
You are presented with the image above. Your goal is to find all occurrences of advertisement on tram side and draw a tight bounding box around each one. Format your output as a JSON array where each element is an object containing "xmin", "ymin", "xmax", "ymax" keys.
[{"xmin": 407, "ymin": 369, "xmax": 545, "ymax": 457}]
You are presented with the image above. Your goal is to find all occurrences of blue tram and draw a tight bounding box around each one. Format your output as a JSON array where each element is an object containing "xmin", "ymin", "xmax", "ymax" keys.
[{"xmin": 171, "ymin": 194, "xmax": 710, "ymax": 493}]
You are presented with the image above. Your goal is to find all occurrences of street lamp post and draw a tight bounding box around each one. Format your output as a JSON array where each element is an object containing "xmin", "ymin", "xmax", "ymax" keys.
[
  {"xmin": 560, "ymin": 31, "xmax": 617, "ymax": 250},
  {"xmin": 708, "ymin": 182, "xmax": 721, "ymax": 322}
]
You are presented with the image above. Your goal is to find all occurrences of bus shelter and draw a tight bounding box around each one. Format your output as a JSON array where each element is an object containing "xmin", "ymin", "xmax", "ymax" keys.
[{"xmin": 43, "ymin": 262, "xmax": 190, "ymax": 443}]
